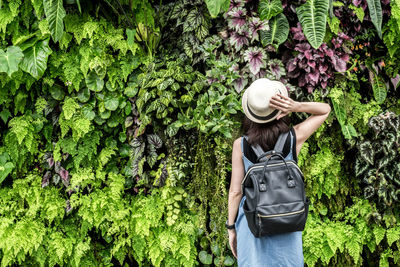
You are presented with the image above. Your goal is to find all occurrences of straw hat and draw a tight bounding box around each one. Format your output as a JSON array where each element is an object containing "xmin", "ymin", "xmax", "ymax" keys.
[{"xmin": 241, "ymin": 78, "xmax": 288, "ymax": 123}]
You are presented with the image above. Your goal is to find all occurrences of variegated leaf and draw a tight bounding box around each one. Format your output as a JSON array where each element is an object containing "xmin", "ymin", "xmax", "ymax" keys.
[{"xmin": 359, "ymin": 141, "xmax": 375, "ymax": 165}]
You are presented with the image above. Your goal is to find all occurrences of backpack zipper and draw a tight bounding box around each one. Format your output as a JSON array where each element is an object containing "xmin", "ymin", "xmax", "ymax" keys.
[
  {"xmin": 241, "ymin": 161, "xmax": 303, "ymax": 186},
  {"xmin": 257, "ymin": 208, "xmax": 305, "ymax": 218}
]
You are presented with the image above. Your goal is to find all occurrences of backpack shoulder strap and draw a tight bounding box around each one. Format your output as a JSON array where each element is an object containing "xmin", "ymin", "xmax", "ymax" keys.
[
  {"xmin": 244, "ymin": 135, "xmax": 265, "ymax": 159},
  {"xmin": 274, "ymin": 131, "xmax": 290, "ymax": 153}
]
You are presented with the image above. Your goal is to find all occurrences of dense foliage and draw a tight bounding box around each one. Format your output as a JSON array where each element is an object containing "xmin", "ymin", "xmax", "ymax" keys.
[{"xmin": 1, "ymin": 0, "xmax": 400, "ymax": 266}]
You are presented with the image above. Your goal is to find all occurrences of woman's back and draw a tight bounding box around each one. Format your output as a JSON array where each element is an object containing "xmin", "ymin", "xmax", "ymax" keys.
[
  {"xmin": 236, "ymin": 126, "xmax": 304, "ymax": 266},
  {"xmin": 227, "ymin": 78, "xmax": 331, "ymax": 266}
]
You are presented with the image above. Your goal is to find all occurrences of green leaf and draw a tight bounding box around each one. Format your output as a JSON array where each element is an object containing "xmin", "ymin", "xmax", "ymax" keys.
[
  {"xmin": 204, "ymin": 0, "xmax": 230, "ymax": 18},
  {"xmin": 50, "ymin": 84, "xmax": 65, "ymax": 100},
  {"xmin": 259, "ymin": 0, "xmax": 283, "ymax": 21},
  {"xmin": 0, "ymin": 46, "xmax": 24, "ymax": 77},
  {"xmin": 82, "ymin": 105, "xmax": 95, "ymax": 120},
  {"xmin": 366, "ymin": 0, "xmax": 382, "ymax": 38},
  {"xmin": 341, "ymin": 124, "xmax": 357, "ymax": 139},
  {"xmin": 77, "ymin": 86, "xmax": 90, "ymax": 103},
  {"xmin": 126, "ymin": 28, "xmax": 136, "ymax": 46},
  {"xmin": 125, "ymin": 84, "xmax": 138, "ymax": 97},
  {"xmin": 224, "ymin": 256, "xmax": 235, "ymax": 266},
  {"xmin": 20, "ymin": 39, "xmax": 52, "ymax": 79},
  {"xmin": 349, "ymin": 5, "xmax": 365, "ymax": 22},
  {"xmin": 43, "ymin": 0, "xmax": 66, "ymax": 42},
  {"xmin": 331, "ymin": 96, "xmax": 347, "ymax": 125},
  {"xmin": 373, "ymin": 226, "xmax": 386, "ymax": 245},
  {"xmin": 86, "ymin": 71, "xmax": 104, "ymax": 92},
  {"xmin": 211, "ymin": 243, "xmax": 221, "ymax": 255},
  {"xmin": 0, "ymin": 109, "xmax": 11, "ymax": 123},
  {"xmin": 296, "ymin": 0, "xmax": 329, "ymax": 49},
  {"xmin": 166, "ymin": 122, "xmax": 180, "ymax": 137},
  {"xmin": 0, "ymin": 153, "xmax": 14, "ymax": 184},
  {"xmin": 386, "ymin": 227, "xmax": 400, "ymax": 246},
  {"xmin": 371, "ymin": 74, "xmax": 386, "ymax": 104},
  {"xmin": 327, "ymin": 15, "xmax": 340, "ymax": 34},
  {"xmin": 260, "ymin": 13, "xmax": 289, "ymax": 48},
  {"xmin": 104, "ymin": 95, "xmax": 119, "ymax": 111},
  {"xmin": 199, "ymin": 251, "xmax": 212, "ymax": 265}
]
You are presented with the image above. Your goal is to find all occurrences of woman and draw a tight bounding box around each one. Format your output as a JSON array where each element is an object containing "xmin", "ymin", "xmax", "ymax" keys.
[{"xmin": 227, "ymin": 78, "xmax": 331, "ymax": 266}]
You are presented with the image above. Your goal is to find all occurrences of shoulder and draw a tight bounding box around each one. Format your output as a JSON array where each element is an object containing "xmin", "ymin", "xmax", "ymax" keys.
[
  {"xmin": 233, "ymin": 137, "xmax": 242, "ymax": 149},
  {"xmin": 233, "ymin": 137, "xmax": 242, "ymax": 154}
]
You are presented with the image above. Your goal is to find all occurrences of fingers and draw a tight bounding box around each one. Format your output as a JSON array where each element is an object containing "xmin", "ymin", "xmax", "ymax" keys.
[
  {"xmin": 277, "ymin": 112, "xmax": 287, "ymax": 120},
  {"xmin": 231, "ymin": 240, "xmax": 237, "ymax": 258},
  {"xmin": 275, "ymin": 93, "xmax": 290, "ymax": 101},
  {"xmin": 229, "ymin": 237, "xmax": 238, "ymax": 258},
  {"xmin": 269, "ymin": 98, "xmax": 288, "ymax": 110}
]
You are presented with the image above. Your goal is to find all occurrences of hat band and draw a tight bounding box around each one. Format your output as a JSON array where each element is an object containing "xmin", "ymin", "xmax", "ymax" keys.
[{"xmin": 247, "ymin": 102, "xmax": 279, "ymax": 121}]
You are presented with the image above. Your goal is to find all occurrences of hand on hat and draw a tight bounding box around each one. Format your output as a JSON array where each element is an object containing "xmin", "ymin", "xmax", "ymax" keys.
[{"xmin": 269, "ymin": 93, "xmax": 298, "ymax": 120}]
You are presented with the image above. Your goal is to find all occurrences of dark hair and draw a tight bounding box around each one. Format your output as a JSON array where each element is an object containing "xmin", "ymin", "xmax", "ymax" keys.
[{"xmin": 242, "ymin": 115, "xmax": 291, "ymax": 152}]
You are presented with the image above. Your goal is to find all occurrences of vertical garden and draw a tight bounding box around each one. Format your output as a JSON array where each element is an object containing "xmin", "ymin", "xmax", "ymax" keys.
[{"xmin": 0, "ymin": 0, "xmax": 399, "ymax": 266}]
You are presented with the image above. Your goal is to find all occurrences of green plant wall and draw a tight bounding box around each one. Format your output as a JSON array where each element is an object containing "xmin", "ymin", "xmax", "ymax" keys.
[{"xmin": 0, "ymin": 0, "xmax": 400, "ymax": 266}]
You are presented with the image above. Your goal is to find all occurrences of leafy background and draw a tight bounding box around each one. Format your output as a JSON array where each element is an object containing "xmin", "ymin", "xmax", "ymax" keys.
[{"xmin": 0, "ymin": 0, "xmax": 400, "ymax": 266}]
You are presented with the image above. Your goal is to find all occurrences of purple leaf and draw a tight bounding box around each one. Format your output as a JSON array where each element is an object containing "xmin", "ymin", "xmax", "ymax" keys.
[
  {"xmin": 244, "ymin": 47, "xmax": 266, "ymax": 75},
  {"xmin": 229, "ymin": 31, "xmax": 249, "ymax": 51},
  {"xmin": 59, "ymin": 167, "xmax": 69, "ymax": 187},
  {"xmin": 42, "ymin": 171, "xmax": 51, "ymax": 188},
  {"xmin": 333, "ymin": 56, "xmax": 347, "ymax": 72},
  {"xmin": 248, "ymin": 17, "xmax": 268, "ymax": 42},
  {"xmin": 47, "ymin": 157, "xmax": 54, "ymax": 168},
  {"xmin": 319, "ymin": 64, "xmax": 328, "ymax": 73},
  {"xmin": 391, "ymin": 74, "xmax": 400, "ymax": 89},
  {"xmin": 298, "ymin": 59, "xmax": 308, "ymax": 69},
  {"xmin": 254, "ymin": 69, "xmax": 267, "ymax": 79},
  {"xmin": 308, "ymin": 71, "xmax": 320, "ymax": 83},
  {"xmin": 227, "ymin": 7, "xmax": 247, "ymax": 31},
  {"xmin": 233, "ymin": 77, "xmax": 248, "ymax": 93},
  {"xmin": 287, "ymin": 59, "xmax": 297, "ymax": 73},
  {"xmin": 304, "ymin": 50, "xmax": 313, "ymax": 60},
  {"xmin": 341, "ymin": 54, "xmax": 350, "ymax": 62},
  {"xmin": 338, "ymin": 32, "xmax": 352, "ymax": 41},
  {"xmin": 291, "ymin": 23, "xmax": 306, "ymax": 41},
  {"xmin": 228, "ymin": 0, "xmax": 245, "ymax": 11},
  {"xmin": 308, "ymin": 61, "xmax": 316, "ymax": 69},
  {"xmin": 325, "ymin": 48, "xmax": 334, "ymax": 59},
  {"xmin": 295, "ymin": 43, "xmax": 310, "ymax": 53},
  {"xmin": 269, "ymin": 61, "xmax": 284, "ymax": 79},
  {"xmin": 298, "ymin": 75, "xmax": 307, "ymax": 87}
]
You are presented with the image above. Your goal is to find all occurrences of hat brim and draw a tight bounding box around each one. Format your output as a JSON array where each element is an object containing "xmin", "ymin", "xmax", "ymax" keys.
[{"xmin": 242, "ymin": 82, "xmax": 288, "ymax": 123}]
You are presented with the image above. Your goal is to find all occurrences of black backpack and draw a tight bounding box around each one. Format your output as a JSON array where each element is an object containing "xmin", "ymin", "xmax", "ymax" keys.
[{"xmin": 241, "ymin": 130, "xmax": 310, "ymax": 237}]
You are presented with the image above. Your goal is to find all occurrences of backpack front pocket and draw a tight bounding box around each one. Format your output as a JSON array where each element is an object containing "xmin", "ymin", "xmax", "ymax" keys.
[{"xmin": 257, "ymin": 201, "xmax": 307, "ymax": 235}]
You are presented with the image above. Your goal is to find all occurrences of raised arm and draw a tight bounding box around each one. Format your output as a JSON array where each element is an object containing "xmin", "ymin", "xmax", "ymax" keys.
[{"xmin": 269, "ymin": 93, "xmax": 331, "ymax": 156}]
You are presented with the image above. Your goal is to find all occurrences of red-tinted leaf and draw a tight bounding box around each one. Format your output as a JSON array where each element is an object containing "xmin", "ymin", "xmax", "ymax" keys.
[{"xmin": 42, "ymin": 171, "xmax": 51, "ymax": 188}]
